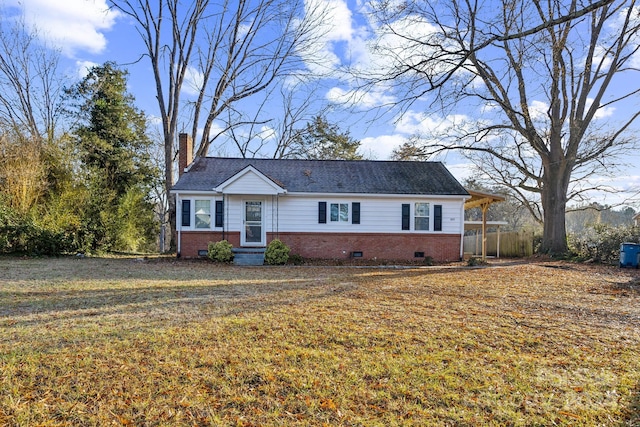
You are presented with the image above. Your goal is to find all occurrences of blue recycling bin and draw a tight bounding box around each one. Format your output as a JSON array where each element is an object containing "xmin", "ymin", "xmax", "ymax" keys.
[{"xmin": 619, "ymin": 243, "xmax": 640, "ymax": 268}]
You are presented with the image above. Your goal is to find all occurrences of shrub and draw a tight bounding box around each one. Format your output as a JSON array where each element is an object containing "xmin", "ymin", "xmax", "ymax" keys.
[
  {"xmin": 207, "ymin": 240, "xmax": 234, "ymax": 263},
  {"xmin": 0, "ymin": 200, "xmax": 78, "ymax": 255},
  {"xmin": 568, "ymin": 224, "xmax": 640, "ymax": 264},
  {"xmin": 264, "ymin": 239, "xmax": 290, "ymax": 265}
]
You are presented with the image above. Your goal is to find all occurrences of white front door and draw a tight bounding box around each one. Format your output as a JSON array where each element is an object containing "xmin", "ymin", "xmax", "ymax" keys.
[{"xmin": 242, "ymin": 200, "xmax": 265, "ymax": 246}]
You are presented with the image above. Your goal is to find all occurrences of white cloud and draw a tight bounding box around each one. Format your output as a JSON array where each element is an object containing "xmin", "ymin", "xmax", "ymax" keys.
[
  {"xmin": 299, "ymin": 0, "xmax": 357, "ymax": 75},
  {"xmin": 395, "ymin": 111, "xmax": 470, "ymax": 136},
  {"xmin": 366, "ymin": 15, "xmax": 440, "ymax": 73},
  {"xmin": 259, "ymin": 125, "xmax": 276, "ymax": 141},
  {"xmin": 6, "ymin": 0, "xmax": 119, "ymax": 57},
  {"xmin": 76, "ymin": 60, "xmax": 99, "ymax": 79},
  {"xmin": 528, "ymin": 100, "xmax": 549, "ymax": 121},
  {"xmin": 182, "ymin": 66, "xmax": 205, "ymax": 97},
  {"xmin": 326, "ymin": 86, "xmax": 395, "ymax": 109},
  {"xmin": 360, "ymin": 134, "xmax": 404, "ymax": 159},
  {"xmin": 586, "ymin": 98, "xmax": 616, "ymax": 119},
  {"xmin": 529, "ymin": 98, "xmax": 615, "ymax": 121}
]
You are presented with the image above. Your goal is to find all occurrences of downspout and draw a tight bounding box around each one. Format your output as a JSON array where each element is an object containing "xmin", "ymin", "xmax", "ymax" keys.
[
  {"xmin": 177, "ymin": 194, "xmax": 182, "ymax": 258},
  {"xmin": 459, "ymin": 201, "xmax": 465, "ymax": 260},
  {"xmin": 222, "ymin": 194, "xmax": 226, "ymax": 241}
]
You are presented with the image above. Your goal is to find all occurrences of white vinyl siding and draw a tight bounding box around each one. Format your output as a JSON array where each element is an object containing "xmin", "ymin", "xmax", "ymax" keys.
[
  {"xmin": 176, "ymin": 193, "xmax": 465, "ymax": 234},
  {"xmin": 277, "ymin": 196, "xmax": 464, "ymax": 234},
  {"xmin": 219, "ymin": 169, "xmax": 283, "ymax": 195}
]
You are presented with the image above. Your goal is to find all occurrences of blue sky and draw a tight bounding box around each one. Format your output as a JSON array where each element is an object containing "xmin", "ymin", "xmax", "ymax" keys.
[{"xmin": 5, "ymin": 0, "xmax": 640, "ymax": 208}]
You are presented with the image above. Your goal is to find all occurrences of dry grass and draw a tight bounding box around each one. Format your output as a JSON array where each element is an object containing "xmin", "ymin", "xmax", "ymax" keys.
[{"xmin": 0, "ymin": 256, "xmax": 639, "ymax": 426}]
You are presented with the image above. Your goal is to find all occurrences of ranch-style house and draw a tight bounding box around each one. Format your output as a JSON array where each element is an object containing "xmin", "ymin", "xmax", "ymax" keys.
[{"xmin": 171, "ymin": 134, "xmax": 471, "ymax": 262}]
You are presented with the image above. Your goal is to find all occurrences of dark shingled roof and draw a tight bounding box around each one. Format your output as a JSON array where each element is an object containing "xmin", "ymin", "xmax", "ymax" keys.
[{"xmin": 172, "ymin": 157, "xmax": 469, "ymax": 196}]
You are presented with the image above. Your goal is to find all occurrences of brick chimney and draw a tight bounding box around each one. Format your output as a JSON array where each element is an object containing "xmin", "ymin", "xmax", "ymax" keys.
[{"xmin": 178, "ymin": 133, "xmax": 193, "ymax": 176}]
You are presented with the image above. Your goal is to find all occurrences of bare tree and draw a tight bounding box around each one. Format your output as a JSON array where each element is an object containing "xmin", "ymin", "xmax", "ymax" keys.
[
  {"xmin": 225, "ymin": 79, "xmax": 324, "ymax": 159},
  {"xmin": 0, "ymin": 16, "xmax": 66, "ymax": 143},
  {"xmin": 366, "ymin": 0, "xmax": 640, "ymax": 254},
  {"xmin": 109, "ymin": 0, "xmax": 326, "ymax": 248}
]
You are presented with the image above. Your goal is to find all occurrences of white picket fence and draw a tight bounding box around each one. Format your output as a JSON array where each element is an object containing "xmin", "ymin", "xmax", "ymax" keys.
[{"xmin": 463, "ymin": 230, "xmax": 534, "ymax": 258}]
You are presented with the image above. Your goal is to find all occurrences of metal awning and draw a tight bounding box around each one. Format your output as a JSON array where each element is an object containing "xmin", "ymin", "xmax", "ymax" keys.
[{"xmin": 464, "ymin": 190, "xmax": 506, "ymax": 260}]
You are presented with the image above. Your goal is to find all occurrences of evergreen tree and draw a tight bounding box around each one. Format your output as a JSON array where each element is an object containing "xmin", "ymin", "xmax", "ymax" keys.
[
  {"xmin": 69, "ymin": 62, "xmax": 159, "ymax": 252},
  {"xmin": 288, "ymin": 115, "xmax": 363, "ymax": 160}
]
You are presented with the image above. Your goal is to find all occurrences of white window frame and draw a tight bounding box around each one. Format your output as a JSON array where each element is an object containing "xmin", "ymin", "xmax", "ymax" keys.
[
  {"xmin": 194, "ymin": 199, "xmax": 211, "ymax": 229},
  {"xmin": 330, "ymin": 202, "xmax": 349, "ymax": 223},
  {"xmin": 414, "ymin": 202, "xmax": 430, "ymax": 231},
  {"xmin": 178, "ymin": 197, "xmax": 221, "ymax": 230}
]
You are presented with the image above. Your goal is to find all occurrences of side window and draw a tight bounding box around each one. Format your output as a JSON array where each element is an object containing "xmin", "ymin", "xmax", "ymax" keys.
[
  {"xmin": 195, "ymin": 200, "xmax": 211, "ymax": 229},
  {"xmin": 434, "ymin": 205, "xmax": 442, "ymax": 231},
  {"xmin": 181, "ymin": 200, "xmax": 191, "ymax": 227},
  {"xmin": 414, "ymin": 202, "xmax": 430, "ymax": 230}
]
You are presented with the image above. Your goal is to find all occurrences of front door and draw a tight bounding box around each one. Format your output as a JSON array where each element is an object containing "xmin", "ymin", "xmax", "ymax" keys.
[{"xmin": 242, "ymin": 200, "xmax": 265, "ymax": 246}]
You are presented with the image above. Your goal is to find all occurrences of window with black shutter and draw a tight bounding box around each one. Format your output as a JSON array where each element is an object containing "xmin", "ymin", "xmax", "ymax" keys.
[
  {"xmin": 401, "ymin": 204, "xmax": 410, "ymax": 230},
  {"xmin": 215, "ymin": 200, "xmax": 224, "ymax": 227},
  {"xmin": 181, "ymin": 200, "xmax": 191, "ymax": 227},
  {"xmin": 352, "ymin": 202, "xmax": 360, "ymax": 224},
  {"xmin": 318, "ymin": 202, "xmax": 327, "ymax": 224},
  {"xmin": 434, "ymin": 205, "xmax": 442, "ymax": 231}
]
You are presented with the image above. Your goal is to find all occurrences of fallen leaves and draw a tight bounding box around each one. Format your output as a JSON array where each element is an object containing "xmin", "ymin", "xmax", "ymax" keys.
[{"xmin": 0, "ymin": 257, "xmax": 638, "ymax": 425}]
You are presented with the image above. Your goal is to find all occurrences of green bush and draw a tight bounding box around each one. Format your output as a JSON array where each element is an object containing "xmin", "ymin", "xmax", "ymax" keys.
[
  {"xmin": 264, "ymin": 239, "xmax": 290, "ymax": 265},
  {"xmin": 207, "ymin": 240, "xmax": 234, "ymax": 263},
  {"xmin": 568, "ymin": 224, "xmax": 640, "ymax": 264},
  {"xmin": 0, "ymin": 200, "xmax": 77, "ymax": 255}
]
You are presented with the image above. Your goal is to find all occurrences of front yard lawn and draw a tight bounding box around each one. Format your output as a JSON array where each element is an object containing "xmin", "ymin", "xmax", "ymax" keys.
[{"xmin": 0, "ymin": 257, "xmax": 638, "ymax": 425}]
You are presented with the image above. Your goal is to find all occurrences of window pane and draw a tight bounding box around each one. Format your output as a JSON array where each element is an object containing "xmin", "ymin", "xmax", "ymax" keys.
[
  {"xmin": 340, "ymin": 203, "xmax": 349, "ymax": 222},
  {"xmin": 330, "ymin": 203, "xmax": 339, "ymax": 221},
  {"xmin": 415, "ymin": 203, "xmax": 429, "ymax": 217},
  {"xmin": 414, "ymin": 202, "xmax": 429, "ymax": 230},
  {"xmin": 415, "ymin": 217, "xmax": 429, "ymax": 230},
  {"xmin": 195, "ymin": 200, "xmax": 211, "ymax": 229},
  {"xmin": 245, "ymin": 201, "xmax": 262, "ymax": 221},
  {"xmin": 245, "ymin": 224, "xmax": 261, "ymax": 242}
]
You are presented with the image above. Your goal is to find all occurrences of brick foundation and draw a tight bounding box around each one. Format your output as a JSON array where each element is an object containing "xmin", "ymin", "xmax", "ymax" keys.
[
  {"xmin": 178, "ymin": 231, "xmax": 240, "ymax": 258},
  {"xmin": 275, "ymin": 232, "xmax": 461, "ymax": 262},
  {"xmin": 178, "ymin": 231, "xmax": 461, "ymax": 262}
]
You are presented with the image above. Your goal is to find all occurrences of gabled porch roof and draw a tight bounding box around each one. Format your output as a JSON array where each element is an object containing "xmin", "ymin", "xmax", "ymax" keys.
[{"xmin": 214, "ymin": 165, "xmax": 286, "ymax": 195}]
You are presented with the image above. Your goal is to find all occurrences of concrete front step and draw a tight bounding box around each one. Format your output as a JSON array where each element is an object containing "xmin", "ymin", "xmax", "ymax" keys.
[{"xmin": 232, "ymin": 248, "xmax": 265, "ymax": 266}]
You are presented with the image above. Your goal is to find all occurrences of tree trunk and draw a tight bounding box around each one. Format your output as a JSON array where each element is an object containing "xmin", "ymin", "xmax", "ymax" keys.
[
  {"xmin": 540, "ymin": 167, "xmax": 569, "ymax": 255},
  {"xmin": 164, "ymin": 133, "xmax": 176, "ymax": 252}
]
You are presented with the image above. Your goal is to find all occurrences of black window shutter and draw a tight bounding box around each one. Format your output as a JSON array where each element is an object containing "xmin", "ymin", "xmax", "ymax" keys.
[
  {"xmin": 215, "ymin": 200, "xmax": 224, "ymax": 227},
  {"xmin": 318, "ymin": 202, "xmax": 327, "ymax": 224},
  {"xmin": 352, "ymin": 202, "xmax": 360, "ymax": 224},
  {"xmin": 181, "ymin": 200, "xmax": 191, "ymax": 227},
  {"xmin": 401, "ymin": 204, "xmax": 410, "ymax": 230},
  {"xmin": 434, "ymin": 205, "xmax": 442, "ymax": 231}
]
